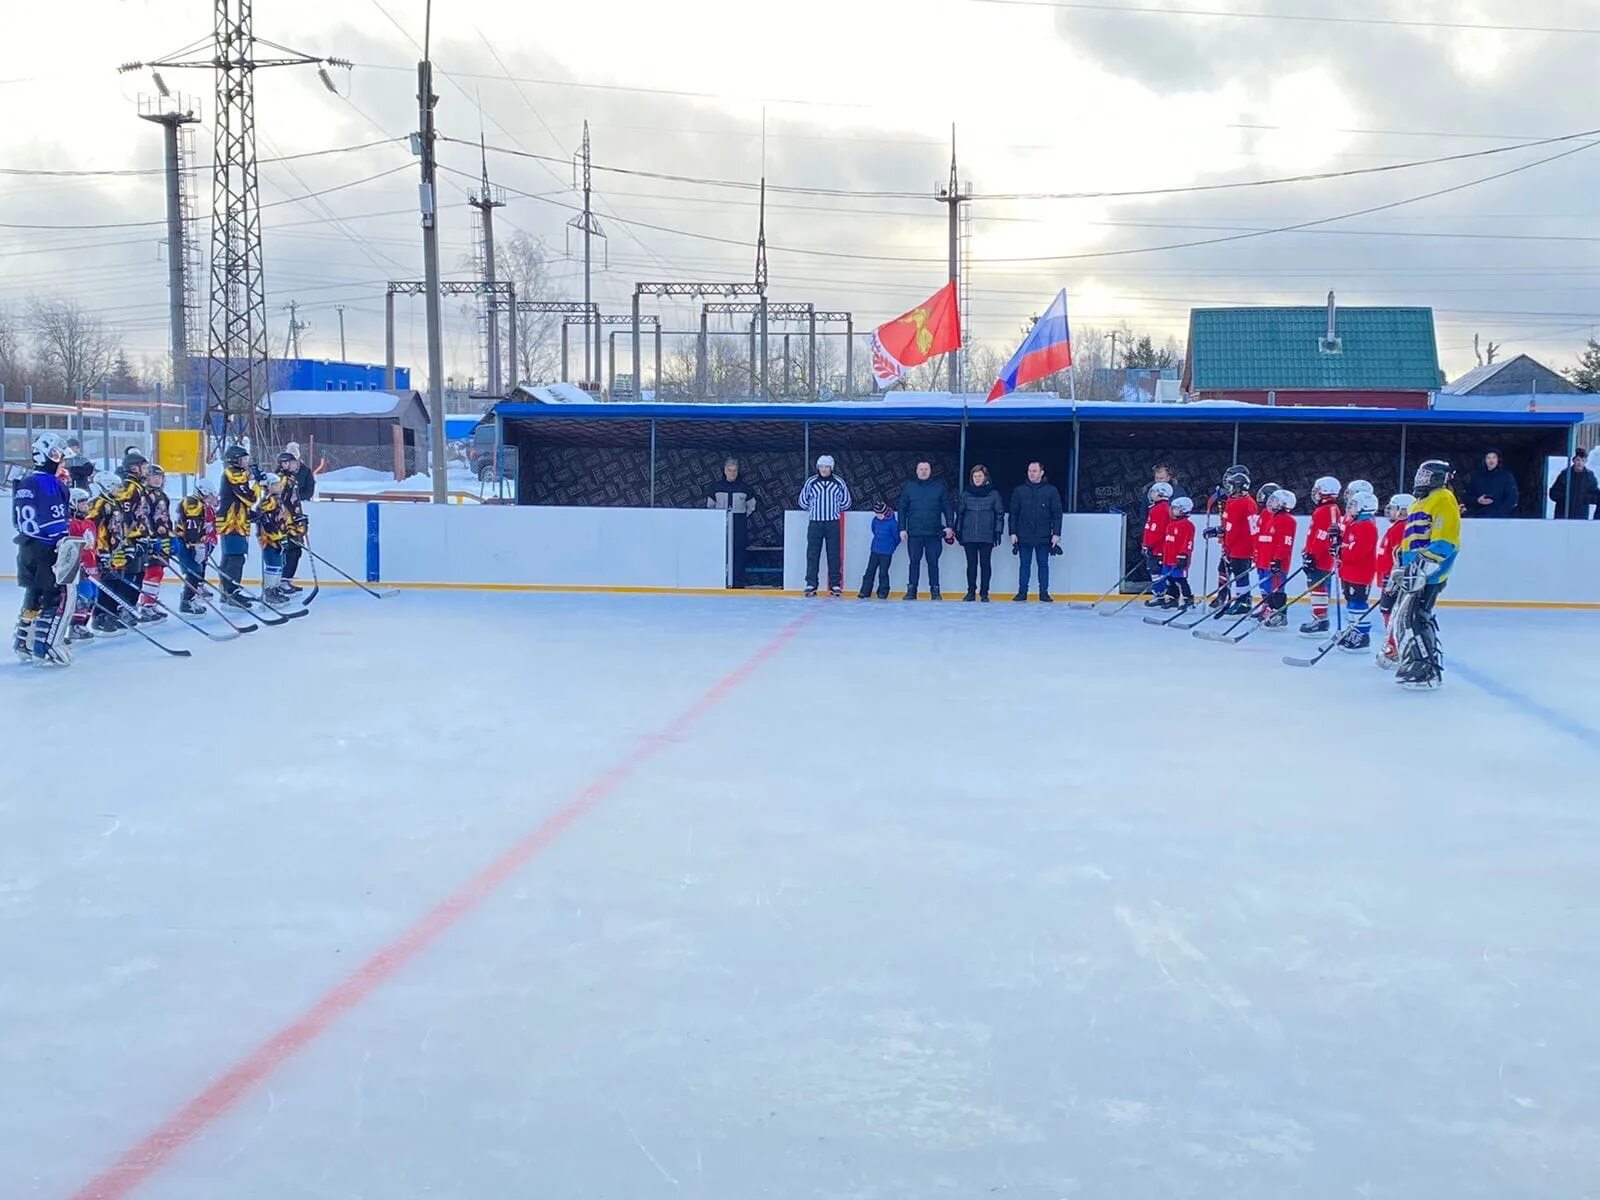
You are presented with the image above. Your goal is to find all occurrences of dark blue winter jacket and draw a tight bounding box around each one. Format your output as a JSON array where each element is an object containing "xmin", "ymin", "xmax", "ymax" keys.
[{"xmin": 870, "ymin": 512, "xmax": 899, "ymax": 555}]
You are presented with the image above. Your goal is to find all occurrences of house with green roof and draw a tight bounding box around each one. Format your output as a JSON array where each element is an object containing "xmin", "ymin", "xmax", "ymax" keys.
[{"xmin": 1182, "ymin": 294, "xmax": 1444, "ymax": 409}]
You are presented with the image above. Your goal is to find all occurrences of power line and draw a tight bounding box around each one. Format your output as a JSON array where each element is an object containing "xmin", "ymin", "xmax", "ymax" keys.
[
  {"xmin": 0, "ymin": 138, "xmax": 406, "ymax": 178},
  {"xmin": 966, "ymin": 0, "xmax": 1600, "ymax": 36}
]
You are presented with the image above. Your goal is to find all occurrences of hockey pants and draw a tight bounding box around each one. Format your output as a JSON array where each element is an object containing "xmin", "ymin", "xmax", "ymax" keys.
[
  {"xmin": 218, "ymin": 533, "xmax": 249, "ymax": 600},
  {"xmin": 1306, "ymin": 565, "xmax": 1333, "ymax": 620}
]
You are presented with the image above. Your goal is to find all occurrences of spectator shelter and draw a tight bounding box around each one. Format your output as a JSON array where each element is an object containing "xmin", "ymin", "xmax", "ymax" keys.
[
  {"xmin": 488, "ymin": 399, "xmax": 1584, "ymax": 576},
  {"xmin": 266, "ymin": 389, "xmax": 430, "ymax": 477}
]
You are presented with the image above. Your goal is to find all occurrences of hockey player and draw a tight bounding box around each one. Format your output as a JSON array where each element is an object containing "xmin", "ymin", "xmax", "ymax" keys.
[
  {"xmin": 84, "ymin": 474, "xmax": 126, "ymax": 634},
  {"xmin": 1253, "ymin": 488, "xmax": 1297, "ymax": 629},
  {"xmin": 87, "ymin": 455, "xmax": 150, "ymax": 631},
  {"xmin": 1299, "ymin": 476, "xmax": 1342, "ymax": 637},
  {"xmin": 1395, "ymin": 460, "xmax": 1460, "ymax": 690},
  {"xmin": 173, "ymin": 478, "xmax": 219, "ymax": 615},
  {"xmin": 277, "ymin": 449, "xmax": 310, "ymax": 593},
  {"xmin": 1375, "ymin": 493, "xmax": 1414, "ymax": 668},
  {"xmin": 1154, "ymin": 495, "xmax": 1196, "ymax": 610},
  {"xmin": 1140, "ymin": 481, "xmax": 1174, "ymax": 605},
  {"xmin": 11, "ymin": 433, "xmax": 73, "ymax": 665},
  {"xmin": 254, "ymin": 472, "xmax": 291, "ymax": 601},
  {"xmin": 217, "ymin": 444, "xmax": 260, "ymax": 608},
  {"xmin": 66, "ymin": 487, "xmax": 98, "ymax": 642},
  {"xmin": 1336, "ymin": 490, "xmax": 1380, "ymax": 651},
  {"xmin": 138, "ymin": 463, "xmax": 173, "ymax": 620},
  {"xmin": 1202, "ymin": 465, "xmax": 1256, "ymax": 616}
]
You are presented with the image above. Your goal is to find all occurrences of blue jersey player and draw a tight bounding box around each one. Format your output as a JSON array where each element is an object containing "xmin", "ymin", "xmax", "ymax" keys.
[{"xmin": 12, "ymin": 433, "xmax": 74, "ymax": 665}]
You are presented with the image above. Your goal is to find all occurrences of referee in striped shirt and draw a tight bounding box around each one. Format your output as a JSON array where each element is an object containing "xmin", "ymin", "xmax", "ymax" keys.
[{"xmin": 798, "ymin": 455, "xmax": 852, "ymax": 596}]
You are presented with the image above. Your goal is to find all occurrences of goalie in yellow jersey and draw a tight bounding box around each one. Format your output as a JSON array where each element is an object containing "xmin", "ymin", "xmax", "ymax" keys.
[{"xmin": 1392, "ymin": 459, "xmax": 1460, "ymax": 690}]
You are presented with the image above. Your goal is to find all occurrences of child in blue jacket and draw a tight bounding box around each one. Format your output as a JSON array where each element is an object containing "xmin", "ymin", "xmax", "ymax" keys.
[{"xmin": 857, "ymin": 501, "xmax": 898, "ymax": 598}]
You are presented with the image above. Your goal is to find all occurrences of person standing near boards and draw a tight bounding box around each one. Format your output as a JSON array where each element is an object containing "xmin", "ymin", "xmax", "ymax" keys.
[
  {"xmin": 955, "ymin": 464, "xmax": 1005, "ymax": 601},
  {"xmin": 1009, "ymin": 461, "xmax": 1063, "ymax": 602},
  {"xmin": 798, "ymin": 455, "xmax": 851, "ymax": 597}
]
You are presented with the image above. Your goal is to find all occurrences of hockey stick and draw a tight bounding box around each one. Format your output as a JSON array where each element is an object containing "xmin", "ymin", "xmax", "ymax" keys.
[
  {"xmin": 135, "ymin": 581, "xmax": 242, "ymax": 643},
  {"xmin": 1098, "ymin": 580, "xmax": 1154, "ymax": 616},
  {"xmin": 152, "ymin": 553, "xmax": 260, "ymax": 633},
  {"xmin": 85, "ymin": 579, "xmax": 193, "ymax": 658},
  {"xmin": 1067, "ymin": 563, "xmax": 1145, "ymax": 611},
  {"xmin": 296, "ymin": 536, "xmax": 321, "ymax": 605},
  {"xmin": 1282, "ymin": 632, "xmax": 1345, "ymax": 668},
  {"xmin": 292, "ymin": 541, "xmax": 397, "ymax": 599},
  {"xmin": 200, "ymin": 561, "xmax": 302, "ymax": 624},
  {"xmin": 1194, "ymin": 567, "xmax": 1311, "ymax": 643}
]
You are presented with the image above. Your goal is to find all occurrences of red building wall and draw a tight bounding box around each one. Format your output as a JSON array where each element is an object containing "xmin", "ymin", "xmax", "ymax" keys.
[{"xmin": 1192, "ymin": 390, "xmax": 1432, "ymax": 409}]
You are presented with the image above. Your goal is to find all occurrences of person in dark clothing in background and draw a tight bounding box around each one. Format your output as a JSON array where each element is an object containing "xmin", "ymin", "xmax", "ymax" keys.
[
  {"xmin": 1010, "ymin": 460, "xmax": 1064, "ymax": 601},
  {"xmin": 1464, "ymin": 449, "xmax": 1519, "ymax": 517},
  {"xmin": 955, "ymin": 464, "xmax": 1005, "ymax": 601},
  {"xmin": 1131, "ymin": 462, "xmax": 1189, "ymax": 582},
  {"xmin": 1548, "ymin": 448, "xmax": 1600, "ymax": 520},
  {"xmin": 705, "ymin": 456, "xmax": 759, "ymax": 586},
  {"xmin": 896, "ymin": 460, "xmax": 954, "ymax": 600},
  {"xmin": 858, "ymin": 500, "xmax": 899, "ymax": 598},
  {"xmin": 282, "ymin": 441, "xmax": 316, "ymax": 500}
]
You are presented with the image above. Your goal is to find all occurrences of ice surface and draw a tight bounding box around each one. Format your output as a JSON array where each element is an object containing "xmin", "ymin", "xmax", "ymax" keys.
[{"xmin": 2, "ymin": 592, "xmax": 1597, "ymax": 1199}]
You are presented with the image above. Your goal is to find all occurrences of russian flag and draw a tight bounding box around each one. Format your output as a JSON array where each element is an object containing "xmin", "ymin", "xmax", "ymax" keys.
[{"xmin": 987, "ymin": 290, "xmax": 1072, "ymax": 402}]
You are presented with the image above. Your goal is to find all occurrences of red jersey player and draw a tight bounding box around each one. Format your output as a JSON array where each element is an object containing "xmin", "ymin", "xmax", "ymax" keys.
[
  {"xmin": 1153, "ymin": 494, "xmax": 1196, "ymax": 610},
  {"xmin": 1201, "ymin": 464, "xmax": 1258, "ymax": 617},
  {"xmin": 66, "ymin": 487, "xmax": 97, "ymax": 643},
  {"xmin": 1253, "ymin": 488, "xmax": 1297, "ymax": 629},
  {"xmin": 1375, "ymin": 492, "xmax": 1414, "ymax": 667},
  {"xmin": 1299, "ymin": 475, "xmax": 1342, "ymax": 637},
  {"xmin": 1140, "ymin": 481, "xmax": 1174, "ymax": 603},
  {"xmin": 1336, "ymin": 490, "xmax": 1380, "ymax": 650}
]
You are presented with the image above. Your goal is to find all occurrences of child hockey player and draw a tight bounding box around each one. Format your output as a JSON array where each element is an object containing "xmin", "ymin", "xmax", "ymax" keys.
[
  {"xmin": 1154, "ymin": 495, "xmax": 1196, "ymax": 610},
  {"xmin": 858, "ymin": 501, "xmax": 898, "ymax": 599},
  {"xmin": 1395, "ymin": 460, "xmax": 1460, "ymax": 690},
  {"xmin": 217, "ymin": 444, "xmax": 260, "ymax": 608},
  {"xmin": 1202, "ymin": 464, "xmax": 1256, "ymax": 616},
  {"xmin": 1300, "ymin": 476, "xmax": 1342, "ymax": 637},
  {"xmin": 1374, "ymin": 493, "xmax": 1413, "ymax": 668},
  {"xmin": 138, "ymin": 463, "xmax": 173, "ymax": 621},
  {"xmin": 1140, "ymin": 481, "xmax": 1173, "ymax": 598},
  {"xmin": 173, "ymin": 478, "xmax": 219, "ymax": 615},
  {"xmin": 11, "ymin": 433, "xmax": 73, "ymax": 665},
  {"xmin": 1336, "ymin": 490, "xmax": 1380, "ymax": 651},
  {"xmin": 67, "ymin": 487, "xmax": 97, "ymax": 642},
  {"xmin": 87, "ymin": 455, "xmax": 150, "ymax": 630},
  {"xmin": 277, "ymin": 448, "xmax": 309, "ymax": 593},
  {"xmin": 1253, "ymin": 488, "xmax": 1297, "ymax": 629},
  {"xmin": 254, "ymin": 472, "xmax": 291, "ymax": 601}
]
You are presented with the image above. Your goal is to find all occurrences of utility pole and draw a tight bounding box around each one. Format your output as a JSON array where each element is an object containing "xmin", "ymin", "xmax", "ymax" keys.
[
  {"xmin": 1105, "ymin": 329, "xmax": 1120, "ymax": 369},
  {"xmin": 335, "ymin": 304, "xmax": 347, "ymax": 360},
  {"xmin": 416, "ymin": 39, "xmax": 448, "ymax": 503},
  {"xmin": 469, "ymin": 133, "xmax": 507, "ymax": 393},
  {"xmin": 282, "ymin": 301, "xmax": 306, "ymax": 359},
  {"xmin": 567, "ymin": 121, "xmax": 605, "ymax": 390},
  {"xmin": 755, "ymin": 177, "xmax": 769, "ymax": 398},
  {"xmin": 137, "ymin": 94, "xmax": 201, "ymax": 397},
  {"xmin": 120, "ymin": 5, "xmax": 349, "ymax": 453},
  {"xmin": 935, "ymin": 125, "xmax": 971, "ymax": 394}
]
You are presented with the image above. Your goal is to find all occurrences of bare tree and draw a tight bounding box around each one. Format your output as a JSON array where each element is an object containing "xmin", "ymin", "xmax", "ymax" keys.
[
  {"xmin": 0, "ymin": 304, "xmax": 28, "ymax": 400},
  {"xmin": 498, "ymin": 234, "xmax": 564, "ymax": 385},
  {"xmin": 26, "ymin": 297, "xmax": 122, "ymax": 405}
]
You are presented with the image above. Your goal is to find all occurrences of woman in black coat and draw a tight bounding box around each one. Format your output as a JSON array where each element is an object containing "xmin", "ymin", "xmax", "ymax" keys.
[{"xmin": 954, "ymin": 464, "xmax": 1006, "ymax": 601}]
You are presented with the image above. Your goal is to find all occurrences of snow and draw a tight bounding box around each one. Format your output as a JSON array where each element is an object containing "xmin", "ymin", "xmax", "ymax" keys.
[
  {"xmin": 313, "ymin": 464, "xmax": 510, "ymax": 501},
  {"xmin": 263, "ymin": 389, "xmax": 411, "ymax": 417},
  {"xmin": 3, "ymin": 592, "xmax": 1598, "ymax": 1198}
]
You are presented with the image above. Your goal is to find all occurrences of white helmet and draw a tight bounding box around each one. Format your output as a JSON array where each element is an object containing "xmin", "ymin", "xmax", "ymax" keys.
[
  {"xmin": 815, "ymin": 454, "xmax": 835, "ymax": 470},
  {"xmin": 1347, "ymin": 490, "xmax": 1379, "ymax": 517},
  {"xmin": 69, "ymin": 487, "xmax": 90, "ymax": 507},
  {"xmin": 1170, "ymin": 495, "xmax": 1194, "ymax": 517},
  {"xmin": 1345, "ymin": 479, "xmax": 1375, "ymax": 498},
  {"xmin": 93, "ymin": 474, "xmax": 121, "ymax": 498},
  {"xmin": 194, "ymin": 478, "xmax": 218, "ymax": 501},
  {"xmin": 1270, "ymin": 488, "xmax": 1296, "ymax": 511},
  {"xmin": 261, "ymin": 472, "xmax": 281, "ymax": 488},
  {"xmin": 1386, "ymin": 492, "xmax": 1415, "ymax": 517},
  {"xmin": 31, "ymin": 432, "xmax": 68, "ymax": 467},
  {"xmin": 1312, "ymin": 475, "xmax": 1341, "ymax": 501},
  {"xmin": 1147, "ymin": 480, "xmax": 1173, "ymax": 503}
]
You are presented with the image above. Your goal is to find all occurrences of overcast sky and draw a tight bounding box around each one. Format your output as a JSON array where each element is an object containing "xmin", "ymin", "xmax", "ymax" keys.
[{"xmin": 2, "ymin": 0, "xmax": 1597, "ymax": 387}]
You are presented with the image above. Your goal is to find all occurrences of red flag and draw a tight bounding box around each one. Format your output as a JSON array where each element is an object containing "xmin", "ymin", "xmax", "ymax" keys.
[{"xmin": 869, "ymin": 282, "xmax": 962, "ymax": 388}]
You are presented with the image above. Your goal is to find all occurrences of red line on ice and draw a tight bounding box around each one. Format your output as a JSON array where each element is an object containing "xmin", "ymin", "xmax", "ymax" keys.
[{"xmin": 67, "ymin": 607, "xmax": 819, "ymax": 1200}]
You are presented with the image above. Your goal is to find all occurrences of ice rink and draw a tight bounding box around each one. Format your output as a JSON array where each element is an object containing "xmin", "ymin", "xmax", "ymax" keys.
[{"xmin": 3, "ymin": 590, "xmax": 1598, "ymax": 1199}]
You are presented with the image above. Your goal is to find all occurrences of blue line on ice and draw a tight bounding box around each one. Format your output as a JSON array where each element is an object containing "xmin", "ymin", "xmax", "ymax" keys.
[{"xmin": 1452, "ymin": 659, "xmax": 1600, "ymax": 747}]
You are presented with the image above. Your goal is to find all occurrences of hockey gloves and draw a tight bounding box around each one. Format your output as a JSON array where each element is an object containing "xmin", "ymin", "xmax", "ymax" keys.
[{"xmin": 1202, "ymin": 526, "xmax": 1221, "ymax": 540}]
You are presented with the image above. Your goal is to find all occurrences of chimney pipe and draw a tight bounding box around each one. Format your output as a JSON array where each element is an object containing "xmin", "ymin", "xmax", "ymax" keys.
[{"xmin": 1326, "ymin": 290, "xmax": 1336, "ymax": 343}]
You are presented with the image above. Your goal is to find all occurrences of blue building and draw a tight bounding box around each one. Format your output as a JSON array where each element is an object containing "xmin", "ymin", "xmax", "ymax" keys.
[{"xmin": 277, "ymin": 358, "xmax": 410, "ymax": 392}]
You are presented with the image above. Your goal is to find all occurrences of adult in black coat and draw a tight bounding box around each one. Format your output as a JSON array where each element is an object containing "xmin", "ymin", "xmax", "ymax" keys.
[
  {"xmin": 282, "ymin": 441, "xmax": 316, "ymax": 500},
  {"xmin": 896, "ymin": 460, "xmax": 954, "ymax": 599},
  {"xmin": 1548, "ymin": 448, "xmax": 1600, "ymax": 520},
  {"xmin": 1464, "ymin": 449, "xmax": 1519, "ymax": 517},
  {"xmin": 1009, "ymin": 461, "xmax": 1064, "ymax": 601}
]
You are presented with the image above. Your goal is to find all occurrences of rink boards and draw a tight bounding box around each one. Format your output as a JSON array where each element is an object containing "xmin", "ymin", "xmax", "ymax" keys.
[{"xmin": 7, "ymin": 500, "xmax": 1600, "ymax": 605}]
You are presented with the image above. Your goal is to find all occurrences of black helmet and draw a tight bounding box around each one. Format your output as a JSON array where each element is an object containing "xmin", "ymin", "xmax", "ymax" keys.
[
  {"xmin": 1255, "ymin": 481, "xmax": 1281, "ymax": 506},
  {"xmin": 224, "ymin": 444, "xmax": 249, "ymax": 467},
  {"xmin": 1413, "ymin": 459, "xmax": 1452, "ymax": 496},
  {"xmin": 277, "ymin": 449, "xmax": 299, "ymax": 466},
  {"xmin": 1222, "ymin": 464, "xmax": 1250, "ymax": 495}
]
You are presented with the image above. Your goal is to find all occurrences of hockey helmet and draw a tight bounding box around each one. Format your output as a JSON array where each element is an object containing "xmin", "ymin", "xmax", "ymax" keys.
[
  {"xmin": 223, "ymin": 444, "xmax": 250, "ymax": 467},
  {"xmin": 1413, "ymin": 459, "xmax": 1452, "ymax": 496},
  {"xmin": 1270, "ymin": 488, "xmax": 1297, "ymax": 512},
  {"xmin": 1311, "ymin": 475, "xmax": 1341, "ymax": 502},
  {"xmin": 277, "ymin": 449, "xmax": 300, "ymax": 467},
  {"xmin": 1222, "ymin": 464, "xmax": 1250, "ymax": 495},
  {"xmin": 69, "ymin": 487, "xmax": 91, "ymax": 509},
  {"xmin": 1386, "ymin": 492, "xmax": 1415, "ymax": 518},
  {"xmin": 30, "ymin": 431, "xmax": 68, "ymax": 467},
  {"xmin": 261, "ymin": 472, "xmax": 282, "ymax": 489},
  {"xmin": 1346, "ymin": 490, "xmax": 1379, "ymax": 517},
  {"xmin": 1345, "ymin": 478, "xmax": 1375, "ymax": 498},
  {"xmin": 93, "ymin": 473, "xmax": 122, "ymax": 498},
  {"xmin": 195, "ymin": 478, "xmax": 218, "ymax": 501},
  {"xmin": 1147, "ymin": 480, "xmax": 1174, "ymax": 503},
  {"xmin": 1170, "ymin": 495, "xmax": 1195, "ymax": 518},
  {"xmin": 1255, "ymin": 481, "xmax": 1282, "ymax": 506},
  {"xmin": 146, "ymin": 464, "xmax": 166, "ymax": 482}
]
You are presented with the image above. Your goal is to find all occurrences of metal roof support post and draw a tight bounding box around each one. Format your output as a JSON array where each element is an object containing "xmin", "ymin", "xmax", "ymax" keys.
[
  {"xmin": 1398, "ymin": 423, "xmax": 1407, "ymax": 495},
  {"xmin": 1564, "ymin": 422, "xmax": 1577, "ymax": 520},
  {"xmin": 649, "ymin": 417, "xmax": 657, "ymax": 508},
  {"xmin": 1231, "ymin": 421, "xmax": 1240, "ymax": 466},
  {"xmin": 958, "ymin": 414, "xmax": 968, "ymax": 488},
  {"xmin": 1069, "ymin": 412, "xmax": 1080, "ymax": 513},
  {"xmin": 495, "ymin": 410, "xmax": 508, "ymax": 504},
  {"xmin": 560, "ymin": 323, "xmax": 569, "ymax": 383},
  {"xmin": 631, "ymin": 290, "xmax": 642, "ymax": 405}
]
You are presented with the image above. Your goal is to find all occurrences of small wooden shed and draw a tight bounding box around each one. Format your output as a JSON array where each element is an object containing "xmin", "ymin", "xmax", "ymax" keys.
[{"xmin": 265, "ymin": 389, "xmax": 431, "ymax": 477}]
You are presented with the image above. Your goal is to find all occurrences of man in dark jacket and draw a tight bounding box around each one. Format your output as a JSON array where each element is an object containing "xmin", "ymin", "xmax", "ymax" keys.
[
  {"xmin": 1009, "ymin": 460, "xmax": 1063, "ymax": 601},
  {"xmin": 705, "ymin": 457, "xmax": 758, "ymax": 586},
  {"xmin": 1548, "ymin": 448, "xmax": 1600, "ymax": 520},
  {"xmin": 896, "ymin": 460, "xmax": 953, "ymax": 600},
  {"xmin": 1464, "ymin": 449, "xmax": 1519, "ymax": 517}
]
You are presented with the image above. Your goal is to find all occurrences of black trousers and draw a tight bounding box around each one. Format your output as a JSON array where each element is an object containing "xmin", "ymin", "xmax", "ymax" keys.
[
  {"xmin": 283, "ymin": 541, "xmax": 303, "ymax": 582},
  {"xmin": 16, "ymin": 538, "xmax": 61, "ymax": 612},
  {"xmin": 906, "ymin": 533, "xmax": 943, "ymax": 591},
  {"xmin": 805, "ymin": 520, "xmax": 841, "ymax": 590},
  {"xmin": 964, "ymin": 542, "xmax": 994, "ymax": 595},
  {"xmin": 859, "ymin": 552, "xmax": 892, "ymax": 597}
]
